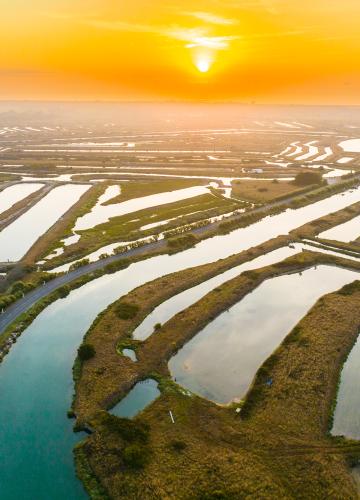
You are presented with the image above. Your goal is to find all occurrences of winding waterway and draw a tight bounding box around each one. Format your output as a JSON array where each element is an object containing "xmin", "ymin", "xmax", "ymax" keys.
[{"xmin": 0, "ymin": 186, "xmax": 360, "ymax": 498}]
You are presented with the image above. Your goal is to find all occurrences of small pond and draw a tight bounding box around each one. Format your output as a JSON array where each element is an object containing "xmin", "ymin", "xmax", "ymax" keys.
[{"xmin": 110, "ymin": 379, "xmax": 160, "ymax": 418}]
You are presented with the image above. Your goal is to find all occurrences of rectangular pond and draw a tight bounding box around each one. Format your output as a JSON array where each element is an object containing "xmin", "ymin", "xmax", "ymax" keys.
[
  {"xmin": 318, "ymin": 215, "xmax": 360, "ymax": 243},
  {"xmin": 0, "ymin": 183, "xmax": 44, "ymax": 215},
  {"xmin": 110, "ymin": 379, "xmax": 160, "ymax": 418},
  {"xmin": 0, "ymin": 184, "xmax": 90, "ymax": 262}
]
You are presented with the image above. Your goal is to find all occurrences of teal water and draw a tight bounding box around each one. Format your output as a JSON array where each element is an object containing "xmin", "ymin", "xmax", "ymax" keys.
[
  {"xmin": 0, "ymin": 187, "xmax": 360, "ymax": 498},
  {"xmin": 110, "ymin": 379, "xmax": 160, "ymax": 418}
]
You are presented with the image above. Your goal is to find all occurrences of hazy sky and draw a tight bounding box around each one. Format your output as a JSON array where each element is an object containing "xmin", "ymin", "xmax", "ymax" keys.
[{"xmin": 1, "ymin": 0, "xmax": 360, "ymax": 103}]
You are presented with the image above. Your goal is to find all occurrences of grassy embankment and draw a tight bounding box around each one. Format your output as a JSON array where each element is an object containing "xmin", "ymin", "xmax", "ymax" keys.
[{"xmin": 73, "ymin": 250, "xmax": 360, "ymax": 499}]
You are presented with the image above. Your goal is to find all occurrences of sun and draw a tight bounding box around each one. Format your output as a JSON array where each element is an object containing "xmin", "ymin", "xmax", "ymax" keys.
[{"xmin": 195, "ymin": 56, "xmax": 212, "ymax": 73}]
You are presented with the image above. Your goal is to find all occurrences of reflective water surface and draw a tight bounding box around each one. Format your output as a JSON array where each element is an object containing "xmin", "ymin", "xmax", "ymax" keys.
[
  {"xmin": 332, "ymin": 335, "xmax": 360, "ymax": 439},
  {"xmin": 0, "ymin": 184, "xmax": 90, "ymax": 262},
  {"xmin": 0, "ymin": 183, "xmax": 44, "ymax": 215},
  {"xmin": 110, "ymin": 379, "xmax": 160, "ymax": 418},
  {"xmin": 169, "ymin": 266, "xmax": 359, "ymax": 404}
]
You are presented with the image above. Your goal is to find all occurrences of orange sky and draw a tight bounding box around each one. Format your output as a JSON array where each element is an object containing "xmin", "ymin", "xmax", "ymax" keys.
[{"xmin": 1, "ymin": 0, "xmax": 359, "ymax": 103}]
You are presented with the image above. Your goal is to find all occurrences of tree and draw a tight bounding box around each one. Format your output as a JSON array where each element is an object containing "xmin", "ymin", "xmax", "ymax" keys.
[
  {"xmin": 115, "ymin": 302, "xmax": 139, "ymax": 320},
  {"xmin": 78, "ymin": 343, "xmax": 96, "ymax": 361},
  {"xmin": 294, "ymin": 171, "xmax": 322, "ymax": 187}
]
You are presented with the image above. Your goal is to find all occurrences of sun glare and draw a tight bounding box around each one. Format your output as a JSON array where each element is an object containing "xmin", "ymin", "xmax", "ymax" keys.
[{"xmin": 196, "ymin": 57, "xmax": 211, "ymax": 73}]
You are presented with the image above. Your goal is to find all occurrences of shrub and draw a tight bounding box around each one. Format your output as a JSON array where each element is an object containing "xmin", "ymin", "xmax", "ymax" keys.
[
  {"xmin": 154, "ymin": 323, "xmax": 162, "ymax": 331},
  {"xmin": 115, "ymin": 302, "xmax": 139, "ymax": 320},
  {"xmin": 104, "ymin": 414, "xmax": 150, "ymax": 443},
  {"xmin": 170, "ymin": 440, "xmax": 187, "ymax": 452},
  {"xmin": 167, "ymin": 233, "xmax": 197, "ymax": 249},
  {"xmin": 294, "ymin": 172, "xmax": 322, "ymax": 187},
  {"xmin": 122, "ymin": 443, "xmax": 149, "ymax": 469},
  {"xmin": 69, "ymin": 259, "xmax": 90, "ymax": 271},
  {"xmin": 78, "ymin": 343, "xmax": 96, "ymax": 361},
  {"xmin": 338, "ymin": 281, "xmax": 360, "ymax": 296},
  {"xmin": 58, "ymin": 285, "xmax": 71, "ymax": 298},
  {"xmin": 10, "ymin": 281, "xmax": 27, "ymax": 294}
]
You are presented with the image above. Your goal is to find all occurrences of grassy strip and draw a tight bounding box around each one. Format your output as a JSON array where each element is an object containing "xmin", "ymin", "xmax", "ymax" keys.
[
  {"xmin": 0, "ymin": 183, "xmax": 108, "ymax": 292},
  {"xmin": 292, "ymin": 202, "xmax": 360, "ymax": 240},
  {"xmin": 303, "ymin": 239, "xmax": 360, "ymax": 259},
  {"xmin": 31, "ymin": 183, "xmax": 109, "ymax": 261},
  {"xmin": 73, "ymin": 235, "xmax": 291, "ymax": 416}
]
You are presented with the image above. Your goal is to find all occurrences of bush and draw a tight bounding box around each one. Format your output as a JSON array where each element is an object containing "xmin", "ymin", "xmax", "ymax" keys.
[
  {"xmin": 122, "ymin": 443, "xmax": 149, "ymax": 469},
  {"xmin": 294, "ymin": 172, "xmax": 322, "ymax": 187},
  {"xmin": 115, "ymin": 302, "xmax": 139, "ymax": 320},
  {"xmin": 10, "ymin": 281, "xmax": 27, "ymax": 294},
  {"xmin": 58, "ymin": 285, "xmax": 71, "ymax": 298},
  {"xmin": 78, "ymin": 343, "xmax": 96, "ymax": 361},
  {"xmin": 69, "ymin": 259, "xmax": 90, "ymax": 271},
  {"xmin": 170, "ymin": 440, "xmax": 187, "ymax": 452},
  {"xmin": 167, "ymin": 233, "xmax": 197, "ymax": 249},
  {"xmin": 338, "ymin": 281, "xmax": 360, "ymax": 296},
  {"xmin": 154, "ymin": 323, "xmax": 162, "ymax": 331}
]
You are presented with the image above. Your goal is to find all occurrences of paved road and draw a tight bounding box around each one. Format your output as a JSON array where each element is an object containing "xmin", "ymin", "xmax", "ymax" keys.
[
  {"xmin": 0, "ymin": 240, "xmax": 162, "ymax": 335},
  {"xmin": 0, "ymin": 176, "xmax": 359, "ymax": 336}
]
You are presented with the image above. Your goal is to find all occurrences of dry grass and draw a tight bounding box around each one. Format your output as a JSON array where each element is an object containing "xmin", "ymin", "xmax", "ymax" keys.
[
  {"xmin": 74, "ymin": 248, "xmax": 360, "ymax": 499},
  {"xmin": 232, "ymin": 179, "xmax": 305, "ymax": 203}
]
